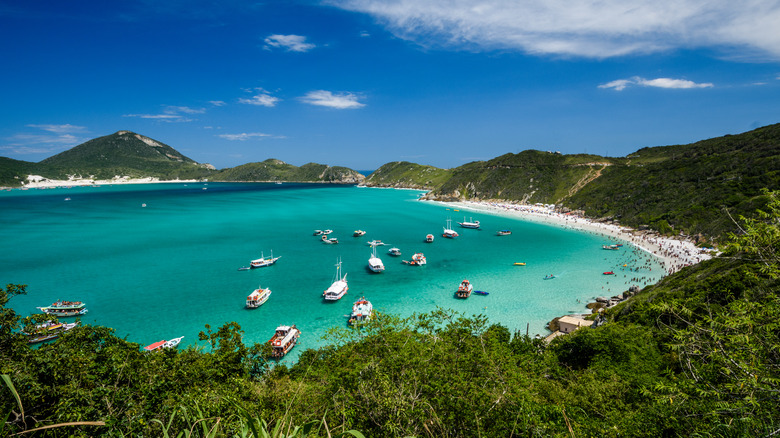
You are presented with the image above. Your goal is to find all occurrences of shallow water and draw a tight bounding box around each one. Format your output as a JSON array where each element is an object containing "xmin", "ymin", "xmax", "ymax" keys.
[{"xmin": 1, "ymin": 183, "xmax": 663, "ymax": 361}]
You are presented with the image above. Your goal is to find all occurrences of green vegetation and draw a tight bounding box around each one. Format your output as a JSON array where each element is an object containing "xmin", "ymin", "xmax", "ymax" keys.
[
  {"xmin": 3, "ymin": 192, "xmax": 779, "ymax": 436},
  {"xmin": 210, "ymin": 160, "xmax": 364, "ymax": 183},
  {"xmin": 363, "ymin": 161, "xmax": 453, "ymax": 189}
]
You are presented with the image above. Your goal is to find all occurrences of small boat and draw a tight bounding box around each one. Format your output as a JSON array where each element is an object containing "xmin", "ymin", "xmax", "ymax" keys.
[
  {"xmin": 237, "ymin": 266, "xmax": 251, "ymax": 271},
  {"xmin": 497, "ymin": 230, "xmax": 512, "ymax": 236},
  {"xmin": 348, "ymin": 297, "xmax": 374, "ymax": 325},
  {"xmin": 544, "ymin": 274, "xmax": 555, "ymax": 280},
  {"xmin": 603, "ymin": 271, "xmax": 615, "ymax": 275},
  {"xmin": 323, "ymin": 259, "xmax": 348, "ymax": 301},
  {"xmin": 368, "ymin": 245, "xmax": 385, "ymax": 273},
  {"xmin": 455, "ymin": 279, "xmax": 473, "ymax": 298},
  {"xmin": 322, "ymin": 229, "xmax": 333, "ymax": 235},
  {"xmin": 246, "ymin": 286, "xmax": 272, "ymax": 308},
  {"xmin": 269, "ymin": 325, "xmax": 300, "ymax": 358},
  {"xmin": 250, "ymin": 251, "xmax": 281, "ymax": 268},
  {"xmin": 144, "ymin": 336, "xmax": 184, "ymax": 352},
  {"xmin": 37, "ymin": 301, "xmax": 88, "ymax": 317},
  {"xmin": 601, "ymin": 244, "xmax": 619, "ymax": 250},
  {"xmin": 442, "ymin": 219, "xmax": 459, "ymax": 238},
  {"xmin": 425, "ymin": 234, "xmax": 434, "ymax": 243},
  {"xmin": 367, "ymin": 240, "xmax": 385, "ymax": 246},
  {"xmin": 474, "ymin": 290, "xmax": 489, "ymax": 295},
  {"xmin": 387, "ymin": 247, "xmax": 401, "ymax": 256},
  {"xmin": 353, "ymin": 230, "xmax": 366, "ymax": 237},
  {"xmin": 514, "ymin": 262, "xmax": 526, "ymax": 266},
  {"xmin": 403, "ymin": 252, "xmax": 427, "ymax": 266},
  {"xmin": 458, "ymin": 217, "xmax": 480, "ymax": 229},
  {"xmin": 24, "ymin": 321, "xmax": 79, "ymax": 344},
  {"xmin": 64, "ymin": 197, "xmax": 71, "ymax": 201},
  {"xmin": 321, "ymin": 235, "xmax": 339, "ymax": 244},
  {"xmin": 313, "ymin": 230, "xmax": 324, "ymax": 235}
]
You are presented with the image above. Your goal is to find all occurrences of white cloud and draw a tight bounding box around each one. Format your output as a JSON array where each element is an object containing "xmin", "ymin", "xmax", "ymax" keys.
[
  {"xmin": 264, "ymin": 34, "xmax": 316, "ymax": 52},
  {"xmin": 2, "ymin": 129, "xmax": 84, "ymax": 155},
  {"xmin": 25, "ymin": 124, "xmax": 86, "ymax": 134},
  {"xmin": 300, "ymin": 90, "xmax": 366, "ymax": 109},
  {"xmin": 209, "ymin": 100, "xmax": 226, "ymax": 106},
  {"xmin": 599, "ymin": 76, "xmax": 714, "ymax": 91},
  {"xmin": 239, "ymin": 88, "xmax": 280, "ymax": 107},
  {"xmin": 327, "ymin": 0, "xmax": 780, "ymax": 59},
  {"xmin": 217, "ymin": 133, "xmax": 273, "ymax": 141},
  {"xmin": 123, "ymin": 105, "xmax": 204, "ymax": 122},
  {"xmin": 164, "ymin": 105, "xmax": 205, "ymax": 114}
]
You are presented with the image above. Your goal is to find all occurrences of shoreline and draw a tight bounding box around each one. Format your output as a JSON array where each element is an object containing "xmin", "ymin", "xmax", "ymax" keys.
[
  {"xmin": 423, "ymin": 199, "xmax": 714, "ymax": 277},
  {"xmin": 8, "ymin": 175, "xmax": 200, "ymax": 190}
]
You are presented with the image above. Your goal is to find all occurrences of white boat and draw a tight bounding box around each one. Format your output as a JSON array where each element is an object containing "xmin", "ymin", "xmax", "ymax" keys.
[
  {"xmin": 348, "ymin": 297, "xmax": 374, "ymax": 325},
  {"xmin": 368, "ymin": 246, "xmax": 385, "ymax": 273},
  {"xmin": 455, "ymin": 279, "xmax": 473, "ymax": 298},
  {"xmin": 322, "ymin": 229, "xmax": 333, "ymax": 235},
  {"xmin": 269, "ymin": 325, "xmax": 300, "ymax": 358},
  {"xmin": 442, "ymin": 219, "xmax": 459, "ymax": 238},
  {"xmin": 367, "ymin": 240, "xmax": 385, "ymax": 246},
  {"xmin": 250, "ymin": 251, "xmax": 281, "ymax": 268},
  {"xmin": 403, "ymin": 252, "xmax": 427, "ymax": 266},
  {"xmin": 458, "ymin": 217, "xmax": 480, "ymax": 229},
  {"xmin": 387, "ymin": 247, "xmax": 401, "ymax": 256},
  {"xmin": 321, "ymin": 235, "xmax": 339, "ymax": 244},
  {"xmin": 144, "ymin": 336, "xmax": 184, "ymax": 352},
  {"xmin": 353, "ymin": 230, "xmax": 366, "ymax": 237},
  {"xmin": 425, "ymin": 234, "xmax": 434, "ymax": 243},
  {"xmin": 24, "ymin": 321, "xmax": 79, "ymax": 344},
  {"xmin": 497, "ymin": 230, "xmax": 511, "ymax": 236},
  {"xmin": 37, "ymin": 300, "xmax": 88, "ymax": 317},
  {"xmin": 246, "ymin": 286, "xmax": 272, "ymax": 308},
  {"xmin": 323, "ymin": 259, "xmax": 348, "ymax": 301},
  {"xmin": 313, "ymin": 230, "xmax": 323, "ymax": 235}
]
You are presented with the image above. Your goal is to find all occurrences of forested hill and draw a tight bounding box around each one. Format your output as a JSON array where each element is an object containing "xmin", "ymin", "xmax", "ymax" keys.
[
  {"xmin": 209, "ymin": 159, "xmax": 364, "ymax": 183},
  {"xmin": 367, "ymin": 123, "xmax": 780, "ymax": 240}
]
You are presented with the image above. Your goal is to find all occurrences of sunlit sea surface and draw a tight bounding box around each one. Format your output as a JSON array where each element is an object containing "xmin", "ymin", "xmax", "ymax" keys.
[{"xmin": 1, "ymin": 183, "xmax": 663, "ymax": 361}]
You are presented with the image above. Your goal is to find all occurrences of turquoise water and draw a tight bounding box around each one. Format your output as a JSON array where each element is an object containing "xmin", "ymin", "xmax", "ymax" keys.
[{"xmin": 1, "ymin": 183, "xmax": 663, "ymax": 361}]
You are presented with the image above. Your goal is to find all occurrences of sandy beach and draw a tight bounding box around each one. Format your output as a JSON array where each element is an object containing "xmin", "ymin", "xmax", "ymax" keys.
[
  {"xmin": 14, "ymin": 175, "xmax": 199, "ymax": 189},
  {"xmin": 425, "ymin": 199, "xmax": 714, "ymax": 277}
]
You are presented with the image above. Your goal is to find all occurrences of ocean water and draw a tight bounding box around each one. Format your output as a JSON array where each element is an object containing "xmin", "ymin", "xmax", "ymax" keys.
[{"xmin": 1, "ymin": 183, "xmax": 663, "ymax": 361}]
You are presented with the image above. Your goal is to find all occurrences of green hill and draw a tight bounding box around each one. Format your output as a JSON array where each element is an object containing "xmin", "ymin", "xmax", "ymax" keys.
[
  {"xmin": 210, "ymin": 159, "xmax": 364, "ymax": 183},
  {"xmin": 38, "ymin": 130, "xmax": 214, "ymax": 180},
  {"xmin": 362, "ymin": 161, "xmax": 453, "ymax": 189}
]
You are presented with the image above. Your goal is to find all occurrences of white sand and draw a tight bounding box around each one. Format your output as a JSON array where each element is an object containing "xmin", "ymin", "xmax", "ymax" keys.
[
  {"xmin": 16, "ymin": 175, "xmax": 198, "ymax": 189},
  {"xmin": 424, "ymin": 199, "xmax": 714, "ymax": 276}
]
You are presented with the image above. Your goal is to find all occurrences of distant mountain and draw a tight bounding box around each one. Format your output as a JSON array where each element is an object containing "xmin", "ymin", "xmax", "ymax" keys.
[
  {"xmin": 362, "ymin": 161, "xmax": 453, "ymax": 190},
  {"xmin": 210, "ymin": 159, "xmax": 364, "ymax": 183},
  {"xmin": 38, "ymin": 130, "xmax": 214, "ymax": 180}
]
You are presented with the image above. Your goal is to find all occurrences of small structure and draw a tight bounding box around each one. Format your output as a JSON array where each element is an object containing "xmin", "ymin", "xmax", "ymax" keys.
[{"xmin": 557, "ymin": 315, "xmax": 590, "ymax": 334}]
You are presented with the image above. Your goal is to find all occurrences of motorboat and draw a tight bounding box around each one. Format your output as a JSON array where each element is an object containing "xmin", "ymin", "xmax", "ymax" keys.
[
  {"xmin": 368, "ymin": 246, "xmax": 385, "ymax": 273},
  {"xmin": 367, "ymin": 240, "xmax": 385, "ymax": 246},
  {"xmin": 602, "ymin": 244, "xmax": 619, "ymax": 250},
  {"xmin": 250, "ymin": 251, "xmax": 280, "ymax": 268},
  {"xmin": 37, "ymin": 301, "xmax": 88, "ymax": 317},
  {"xmin": 544, "ymin": 274, "xmax": 555, "ymax": 280},
  {"xmin": 144, "ymin": 336, "xmax": 184, "ymax": 352},
  {"xmin": 474, "ymin": 290, "xmax": 489, "ymax": 295},
  {"xmin": 269, "ymin": 325, "xmax": 300, "ymax": 358},
  {"xmin": 322, "ymin": 229, "xmax": 333, "ymax": 235},
  {"xmin": 458, "ymin": 217, "xmax": 480, "ymax": 229},
  {"xmin": 313, "ymin": 230, "xmax": 323, "ymax": 235},
  {"xmin": 321, "ymin": 235, "xmax": 339, "ymax": 244},
  {"xmin": 455, "ymin": 279, "xmax": 473, "ymax": 298},
  {"xmin": 403, "ymin": 252, "xmax": 427, "ymax": 266},
  {"xmin": 425, "ymin": 234, "xmax": 434, "ymax": 243},
  {"xmin": 603, "ymin": 271, "xmax": 615, "ymax": 275},
  {"xmin": 348, "ymin": 297, "xmax": 374, "ymax": 325},
  {"xmin": 353, "ymin": 230, "xmax": 366, "ymax": 237},
  {"xmin": 246, "ymin": 286, "xmax": 272, "ymax": 308},
  {"xmin": 497, "ymin": 230, "xmax": 511, "ymax": 236},
  {"xmin": 387, "ymin": 247, "xmax": 401, "ymax": 256},
  {"xmin": 323, "ymin": 259, "xmax": 348, "ymax": 300},
  {"xmin": 24, "ymin": 321, "xmax": 79, "ymax": 344}
]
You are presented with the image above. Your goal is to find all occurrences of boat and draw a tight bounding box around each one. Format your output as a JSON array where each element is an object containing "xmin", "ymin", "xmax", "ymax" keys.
[
  {"xmin": 348, "ymin": 297, "xmax": 374, "ymax": 325},
  {"xmin": 514, "ymin": 262, "xmax": 526, "ymax": 266},
  {"xmin": 246, "ymin": 286, "xmax": 272, "ymax": 308},
  {"xmin": 603, "ymin": 271, "xmax": 615, "ymax": 275},
  {"xmin": 237, "ymin": 266, "xmax": 251, "ymax": 271},
  {"xmin": 321, "ymin": 235, "xmax": 339, "ymax": 244},
  {"xmin": 323, "ymin": 259, "xmax": 348, "ymax": 301},
  {"xmin": 322, "ymin": 229, "xmax": 333, "ymax": 235},
  {"xmin": 387, "ymin": 247, "xmax": 401, "ymax": 256},
  {"xmin": 368, "ymin": 245, "xmax": 385, "ymax": 273},
  {"xmin": 353, "ymin": 230, "xmax": 366, "ymax": 237},
  {"xmin": 269, "ymin": 325, "xmax": 300, "ymax": 358},
  {"xmin": 403, "ymin": 252, "xmax": 427, "ymax": 266},
  {"xmin": 367, "ymin": 240, "xmax": 385, "ymax": 246},
  {"xmin": 474, "ymin": 290, "xmax": 489, "ymax": 295},
  {"xmin": 144, "ymin": 336, "xmax": 184, "ymax": 352},
  {"xmin": 37, "ymin": 301, "xmax": 88, "ymax": 317},
  {"xmin": 458, "ymin": 217, "xmax": 480, "ymax": 229},
  {"xmin": 24, "ymin": 321, "xmax": 78, "ymax": 344},
  {"xmin": 313, "ymin": 230, "xmax": 323, "ymax": 235},
  {"xmin": 250, "ymin": 251, "xmax": 280, "ymax": 268},
  {"xmin": 455, "ymin": 279, "xmax": 473, "ymax": 298},
  {"xmin": 497, "ymin": 230, "xmax": 512, "ymax": 236},
  {"xmin": 602, "ymin": 244, "xmax": 619, "ymax": 250},
  {"xmin": 425, "ymin": 234, "xmax": 434, "ymax": 243},
  {"xmin": 544, "ymin": 274, "xmax": 555, "ymax": 280},
  {"xmin": 442, "ymin": 219, "xmax": 459, "ymax": 238}
]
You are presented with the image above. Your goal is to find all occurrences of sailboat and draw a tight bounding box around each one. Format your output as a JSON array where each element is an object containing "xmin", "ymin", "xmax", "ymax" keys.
[
  {"xmin": 368, "ymin": 244, "xmax": 385, "ymax": 273},
  {"xmin": 442, "ymin": 218, "xmax": 459, "ymax": 238},
  {"xmin": 250, "ymin": 250, "xmax": 281, "ymax": 268},
  {"xmin": 323, "ymin": 259, "xmax": 349, "ymax": 301}
]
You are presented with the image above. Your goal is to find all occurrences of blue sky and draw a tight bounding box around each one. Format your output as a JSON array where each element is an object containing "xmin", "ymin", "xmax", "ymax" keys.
[{"xmin": 1, "ymin": 0, "xmax": 779, "ymax": 170}]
